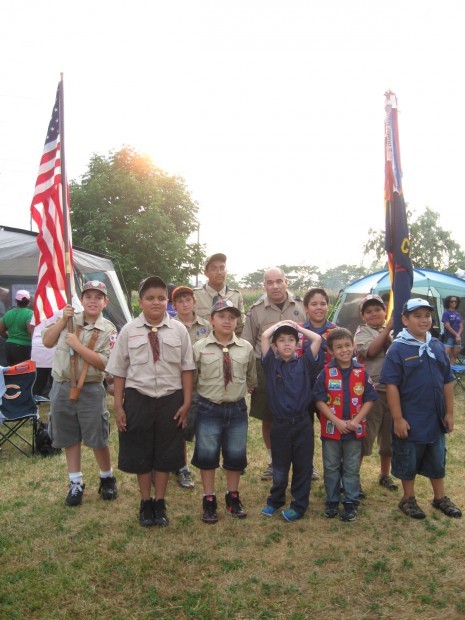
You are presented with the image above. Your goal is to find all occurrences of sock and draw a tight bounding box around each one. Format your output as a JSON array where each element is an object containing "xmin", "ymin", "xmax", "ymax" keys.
[
  {"xmin": 267, "ymin": 449, "xmax": 272, "ymax": 464},
  {"xmin": 178, "ymin": 465, "xmax": 189, "ymax": 474},
  {"xmin": 203, "ymin": 493, "xmax": 216, "ymax": 497},
  {"xmin": 100, "ymin": 468, "xmax": 113, "ymax": 478},
  {"xmin": 69, "ymin": 472, "xmax": 83, "ymax": 485}
]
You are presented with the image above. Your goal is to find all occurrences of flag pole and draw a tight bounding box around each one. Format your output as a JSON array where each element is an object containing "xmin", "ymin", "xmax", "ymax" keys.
[
  {"xmin": 58, "ymin": 73, "xmax": 77, "ymax": 392},
  {"xmin": 58, "ymin": 73, "xmax": 73, "ymax": 306}
]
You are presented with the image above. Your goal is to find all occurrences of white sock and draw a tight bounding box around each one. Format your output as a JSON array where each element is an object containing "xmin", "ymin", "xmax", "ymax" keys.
[
  {"xmin": 100, "ymin": 468, "xmax": 113, "ymax": 478},
  {"xmin": 69, "ymin": 472, "xmax": 83, "ymax": 485},
  {"xmin": 267, "ymin": 450, "xmax": 272, "ymax": 464}
]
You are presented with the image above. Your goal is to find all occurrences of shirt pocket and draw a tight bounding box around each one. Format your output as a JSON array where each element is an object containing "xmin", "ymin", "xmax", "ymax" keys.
[
  {"xmin": 199, "ymin": 353, "xmax": 221, "ymax": 380},
  {"xmin": 230, "ymin": 349, "xmax": 249, "ymax": 381},
  {"xmin": 128, "ymin": 336, "xmax": 149, "ymax": 365},
  {"xmin": 162, "ymin": 337, "xmax": 182, "ymax": 364}
]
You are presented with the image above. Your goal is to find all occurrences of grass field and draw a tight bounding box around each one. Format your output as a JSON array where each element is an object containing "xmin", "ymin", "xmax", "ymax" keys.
[{"xmin": 1, "ymin": 389, "xmax": 464, "ymax": 619}]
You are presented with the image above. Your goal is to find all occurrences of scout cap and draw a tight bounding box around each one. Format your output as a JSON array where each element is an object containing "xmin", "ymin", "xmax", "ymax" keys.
[
  {"xmin": 271, "ymin": 324, "xmax": 299, "ymax": 343},
  {"xmin": 211, "ymin": 299, "xmax": 241, "ymax": 317},
  {"xmin": 15, "ymin": 289, "xmax": 31, "ymax": 301},
  {"xmin": 138, "ymin": 276, "xmax": 167, "ymax": 297},
  {"xmin": 81, "ymin": 280, "xmax": 108, "ymax": 296},
  {"xmin": 360, "ymin": 294, "xmax": 385, "ymax": 313},
  {"xmin": 204, "ymin": 253, "xmax": 227, "ymax": 270},
  {"xmin": 402, "ymin": 298, "xmax": 434, "ymax": 314},
  {"xmin": 172, "ymin": 286, "xmax": 194, "ymax": 301}
]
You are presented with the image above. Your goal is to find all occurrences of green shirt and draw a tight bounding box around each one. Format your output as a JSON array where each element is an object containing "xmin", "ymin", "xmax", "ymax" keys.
[{"xmin": 2, "ymin": 307, "xmax": 33, "ymax": 345}]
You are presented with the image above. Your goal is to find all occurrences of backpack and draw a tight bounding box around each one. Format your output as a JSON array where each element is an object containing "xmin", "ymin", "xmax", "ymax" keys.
[{"xmin": 35, "ymin": 421, "xmax": 62, "ymax": 457}]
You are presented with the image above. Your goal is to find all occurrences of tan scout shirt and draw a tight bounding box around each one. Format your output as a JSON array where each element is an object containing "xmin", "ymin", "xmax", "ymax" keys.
[
  {"xmin": 45, "ymin": 312, "xmax": 116, "ymax": 383},
  {"xmin": 174, "ymin": 312, "xmax": 212, "ymax": 346},
  {"xmin": 193, "ymin": 332, "xmax": 257, "ymax": 404},
  {"xmin": 106, "ymin": 312, "xmax": 195, "ymax": 398},
  {"xmin": 193, "ymin": 284, "xmax": 245, "ymax": 335},
  {"xmin": 242, "ymin": 293, "xmax": 306, "ymax": 358},
  {"xmin": 354, "ymin": 323, "xmax": 392, "ymax": 391}
]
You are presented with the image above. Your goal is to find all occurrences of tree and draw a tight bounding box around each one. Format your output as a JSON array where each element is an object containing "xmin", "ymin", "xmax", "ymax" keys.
[
  {"xmin": 240, "ymin": 265, "xmax": 320, "ymax": 290},
  {"xmin": 69, "ymin": 146, "xmax": 204, "ymax": 291},
  {"xmin": 319, "ymin": 265, "xmax": 371, "ymax": 292},
  {"xmin": 363, "ymin": 206, "xmax": 465, "ymax": 273}
]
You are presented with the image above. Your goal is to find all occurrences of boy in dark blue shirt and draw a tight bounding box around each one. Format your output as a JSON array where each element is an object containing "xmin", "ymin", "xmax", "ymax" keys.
[
  {"xmin": 314, "ymin": 327, "xmax": 377, "ymax": 522},
  {"xmin": 260, "ymin": 320, "xmax": 321, "ymax": 522},
  {"xmin": 380, "ymin": 298, "xmax": 462, "ymax": 520}
]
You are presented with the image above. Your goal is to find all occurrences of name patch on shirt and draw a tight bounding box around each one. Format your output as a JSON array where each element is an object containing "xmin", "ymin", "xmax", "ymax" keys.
[{"xmin": 328, "ymin": 379, "xmax": 342, "ymax": 391}]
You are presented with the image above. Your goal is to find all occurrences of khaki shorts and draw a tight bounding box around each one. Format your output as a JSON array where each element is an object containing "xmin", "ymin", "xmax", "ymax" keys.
[
  {"xmin": 249, "ymin": 358, "xmax": 273, "ymax": 423},
  {"xmin": 361, "ymin": 391, "xmax": 393, "ymax": 458},
  {"xmin": 48, "ymin": 381, "xmax": 109, "ymax": 449}
]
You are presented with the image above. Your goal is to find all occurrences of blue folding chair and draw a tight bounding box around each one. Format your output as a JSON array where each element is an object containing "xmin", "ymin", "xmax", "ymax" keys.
[
  {"xmin": 0, "ymin": 360, "xmax": 39, "ymax": 456},
  {"xmin": 451, "ymin": 365, "xmax": 465, "ymax": 393}
]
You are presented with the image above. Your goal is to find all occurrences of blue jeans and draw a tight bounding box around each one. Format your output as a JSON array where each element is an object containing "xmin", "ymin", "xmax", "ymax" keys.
[
  {"xmin": 322, "ymin": 439, "xmax": 362, "ymax": 504},
  {"xmin": 191, "ymin": 396, "xmax": 248, "ymax": 471},
  {"xmin": 267, "ymin": 414, "xmax": 313, "ymax": 515}
]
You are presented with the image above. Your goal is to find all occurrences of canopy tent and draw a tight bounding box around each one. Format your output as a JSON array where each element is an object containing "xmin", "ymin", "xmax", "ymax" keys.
[
  {"xmin": 0, "ymin": 225, "xmax": 132, "ymax": 331},
  {"xmin": 330, "ymin": 268, "xmax": 465, "ymax": 336}
]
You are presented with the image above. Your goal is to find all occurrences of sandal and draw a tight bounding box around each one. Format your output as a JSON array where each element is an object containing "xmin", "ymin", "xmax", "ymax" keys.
[
  {"xmin": 379, "ymin": 475, "xmax": 399, "ymax": 491},
  {"xmin": 398, "ymin": 496, "xmax": 425, "ymax": 519},
  {"xmin": 431, "ymin": 496, "xmax": 462, "ymax": 518}
]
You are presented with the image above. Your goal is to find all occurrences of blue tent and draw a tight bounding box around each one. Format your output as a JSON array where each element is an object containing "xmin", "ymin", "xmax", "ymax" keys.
[{"xmin": 330, "ymin": 268, "xmax": 465, "ymax": 336}]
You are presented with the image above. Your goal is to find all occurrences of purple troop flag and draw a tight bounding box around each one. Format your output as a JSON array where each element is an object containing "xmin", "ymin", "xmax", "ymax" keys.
[{"xmin": 384, "ymin": 91, "xmax": 413, "ymax": 336}]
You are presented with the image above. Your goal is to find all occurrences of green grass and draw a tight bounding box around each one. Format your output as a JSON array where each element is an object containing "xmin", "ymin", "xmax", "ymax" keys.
[{"xmin": 1, "ymin": 391, "xmax": 465, "ymax": 619}]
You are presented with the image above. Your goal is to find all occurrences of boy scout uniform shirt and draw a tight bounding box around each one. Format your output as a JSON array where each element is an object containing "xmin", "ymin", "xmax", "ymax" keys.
[
  {"xmin": 193, "ymin": 284, "xmax": 245, "ymax": 334},
  {"xmin": 193, "ymin": 332, "xmax": 257, "ymax": 404},
  {"xmin": 354, "ymin": 324, "xmax": 391, "ymax": 391},
  {"xmin": 45, "ymin": 312, "xmax": 116, "ymax": 383},
  {"xmin": 174, "ymin": 312, "xmax": 212, "ymax": 346},
  {"xmin": 242, "ymin": 292, "xmax": 306, "ymax": 358},
  {"xmin": 106, "ymin": 312, "xmax": 195, "ymax": 398}
]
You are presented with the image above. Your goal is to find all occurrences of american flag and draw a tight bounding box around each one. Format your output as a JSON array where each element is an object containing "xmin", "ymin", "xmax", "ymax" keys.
[
  {"xmin": 30, "ymin": 83, "xmax": 74, "ymax": 323},
  {"xmin": 384, "ymin": 91, "xmax": 413, "ymax": 336}
]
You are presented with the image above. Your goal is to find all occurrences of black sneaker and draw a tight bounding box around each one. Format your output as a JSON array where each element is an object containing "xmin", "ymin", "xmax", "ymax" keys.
[
  {"xmin": 340, "ymin": 502, "xmax": 357, "ymax": 522},
  {"xmin": 153, "ymin": 499, "xmax": 169, "ymax": 526},
  {"xmin": 202, "ymin": 494, "xmax": 218, "ymax": 524},
  {"xmin": 225, "ymin": 491, "xmax": 247, "ymax": 519},
  {"xmin": 98, "ymin": 476, "xmax": 118, "ymax": 500},
  {"xmin": 65, "ymin": 482, "xmax": 85, "ymax": 507},
  {"xmin": 324, "ymin": 502, "xmax": 340, "ymax": 519},
  {"xmin": 139, "ymin": 499, "xmax": 155, "ymax": 527}
]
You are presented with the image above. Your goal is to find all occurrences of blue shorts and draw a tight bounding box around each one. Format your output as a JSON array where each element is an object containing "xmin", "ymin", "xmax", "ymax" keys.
[
  {"xmin": 191, "ymin": 396, "xmax": 248, "ymax": 471},
  {"xmin": 391, "ymin": 434, "xmax": 446, "ymax": 480},
  {"xmin": 443, "ymin": 335, "xmax": 461, "ymax": 348}
]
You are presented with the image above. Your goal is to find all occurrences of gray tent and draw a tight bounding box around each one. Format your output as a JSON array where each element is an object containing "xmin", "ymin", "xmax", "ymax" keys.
[
  {"xmin": 0, "ymin": 225, "xmax": 132, "ymax": 331},
  {"xmin": 330, "ymin": 267, "xmax": 465, "ymax": 336}
]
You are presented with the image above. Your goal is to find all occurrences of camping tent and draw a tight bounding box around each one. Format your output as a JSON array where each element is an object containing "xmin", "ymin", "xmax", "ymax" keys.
[
  {"xmin": 330, "ymin": 267, "xmax": 465, "ymax": 336},
  {"xmin": 0, "ymin": 225, "xmax": 132, "ymax": 331}
]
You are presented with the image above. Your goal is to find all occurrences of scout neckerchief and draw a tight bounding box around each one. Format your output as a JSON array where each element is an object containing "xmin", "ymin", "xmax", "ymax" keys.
[
  {"xmin": 214, "ymin": 342, "xmax": 233, "ymax": 387},
  {"xmin": 147, "ymin": 325, "xmax": 160, "ymax": 362},
  {"xmin": 395, "ymin": 328, "xmax": 436, "ymax": 360}
]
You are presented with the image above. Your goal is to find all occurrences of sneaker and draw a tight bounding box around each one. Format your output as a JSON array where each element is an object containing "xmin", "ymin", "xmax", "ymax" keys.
[
  {"xmin": 65, "ymin": 482, "xmax": 85, "ymax": 507},
  {"xmin": 340, "ymin": 502, "xmax": 357, "ymax": 522},
  {"xmin": 282, "ymin": 508, "xmax": 302, "ymax": 522},
  {"xmin": 261, "ymin": 464, "xmax": 273, "ymax": 481},
  {"xmin": 139, "ymin": 499, "xmax": 155, "ymax": 527},
  {"xmin": 153, "ymin": 499, "xmax": 169, "ymax": 526},
  {"xmin": 311, "ymin": 466, "xmax": 320, "ymax": 481},
  {"xmin": 379, "ymin": 475, "xmax": 399, "ymax": 491},
  {"xmin": 324, "ymin": 502, "xmax": 340, "ymax": 519},
  {"xmin": 261, "ymin": 504, "xmax": 278, "ymax": 517},
  {"xmin": 98, "ymin": 476, "xmax": 118, "ymax": 500},
  {"xmin": 176, "ymin": 469, "xmax": 195, "ymax": 489},
  {"xmin": 202, "ymin": 494, "xmax": 218, "ymax": 524},
  {"xmin": 225, "ymin": 491, "xmax": 247, "ymax": 518}
]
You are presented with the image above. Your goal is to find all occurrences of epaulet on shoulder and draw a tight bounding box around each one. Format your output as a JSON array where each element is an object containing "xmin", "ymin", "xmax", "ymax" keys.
[
  {"xmin": 192, "ymin": 286, "xmax": 203, "ymax": 292},
  {"xmin": 250, "ymin": 297, "xmax": 265, "ymax": 308},
  {"xmin": 293, "ymin": 295, "xmax": 302, "ymax": 302}
]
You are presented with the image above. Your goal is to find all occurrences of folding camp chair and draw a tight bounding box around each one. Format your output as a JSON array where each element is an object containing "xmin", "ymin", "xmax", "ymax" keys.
[
  {"xmin": 0, "ymin": 360, "xmax": 39, "ymax": 456},
  {"xmin": 451, "ymin": 365, "xmax": 465, "ymax": 392}
]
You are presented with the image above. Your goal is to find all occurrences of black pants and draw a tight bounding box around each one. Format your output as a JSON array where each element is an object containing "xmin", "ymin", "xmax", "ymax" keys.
[{"xmin": 5, "ymin": 342, "xmax": 31, "ymax": 365}]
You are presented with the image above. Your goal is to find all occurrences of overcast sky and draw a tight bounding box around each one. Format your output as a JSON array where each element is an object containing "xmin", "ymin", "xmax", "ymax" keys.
[{"xmin": 1, "ymin": 0, "xmax": 464, "ymax": 278}]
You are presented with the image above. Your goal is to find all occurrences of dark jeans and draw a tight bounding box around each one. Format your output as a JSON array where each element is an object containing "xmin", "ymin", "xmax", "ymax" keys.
[
  {"xmin": 267, "ymin": 414, "xmax": 314, "ymax": 515},
  {"xmin": 5, "ymin": 342, "xmax": 31, "ymax": 365}
]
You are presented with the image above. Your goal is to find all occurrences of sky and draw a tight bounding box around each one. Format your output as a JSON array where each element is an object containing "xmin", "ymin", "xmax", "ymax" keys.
[{"xmin": 1, "ymin": 0, "xmax": 465, "ymax": 279}]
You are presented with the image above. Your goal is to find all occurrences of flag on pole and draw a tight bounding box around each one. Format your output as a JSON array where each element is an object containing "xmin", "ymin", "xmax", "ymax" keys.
[
  {"xmin": 30, "ymin": 82, "xmax": 74, "ymax": 323},
  {"xmin": 384, "ymin": 90, "xmax": 413, "ymax": 336}
]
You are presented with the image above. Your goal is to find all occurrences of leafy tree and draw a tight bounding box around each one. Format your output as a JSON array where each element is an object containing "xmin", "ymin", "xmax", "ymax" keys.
[
  {"xmin": 364, "ymin": 206, "xmax": 465, "ymax": 273},
  {"xmin": 319, "ymin": 264, "xmax": 371, "ymax": 292},
  {"xmin": 69, "ymin": 146, "xmax": 204, "ymax": 291},
  {"xmin": 240, "ymin": 265, "xmax": 320, "ymax": 290}
]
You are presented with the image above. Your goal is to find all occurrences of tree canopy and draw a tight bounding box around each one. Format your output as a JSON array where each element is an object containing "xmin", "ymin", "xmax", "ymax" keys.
[
  {"xmin": 69, "ymin": 146, "xmax": 204, "ymax": 291},
  {"xmin": 364, "ymin": 206, "xmax": 465, "ymax": 273}
]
